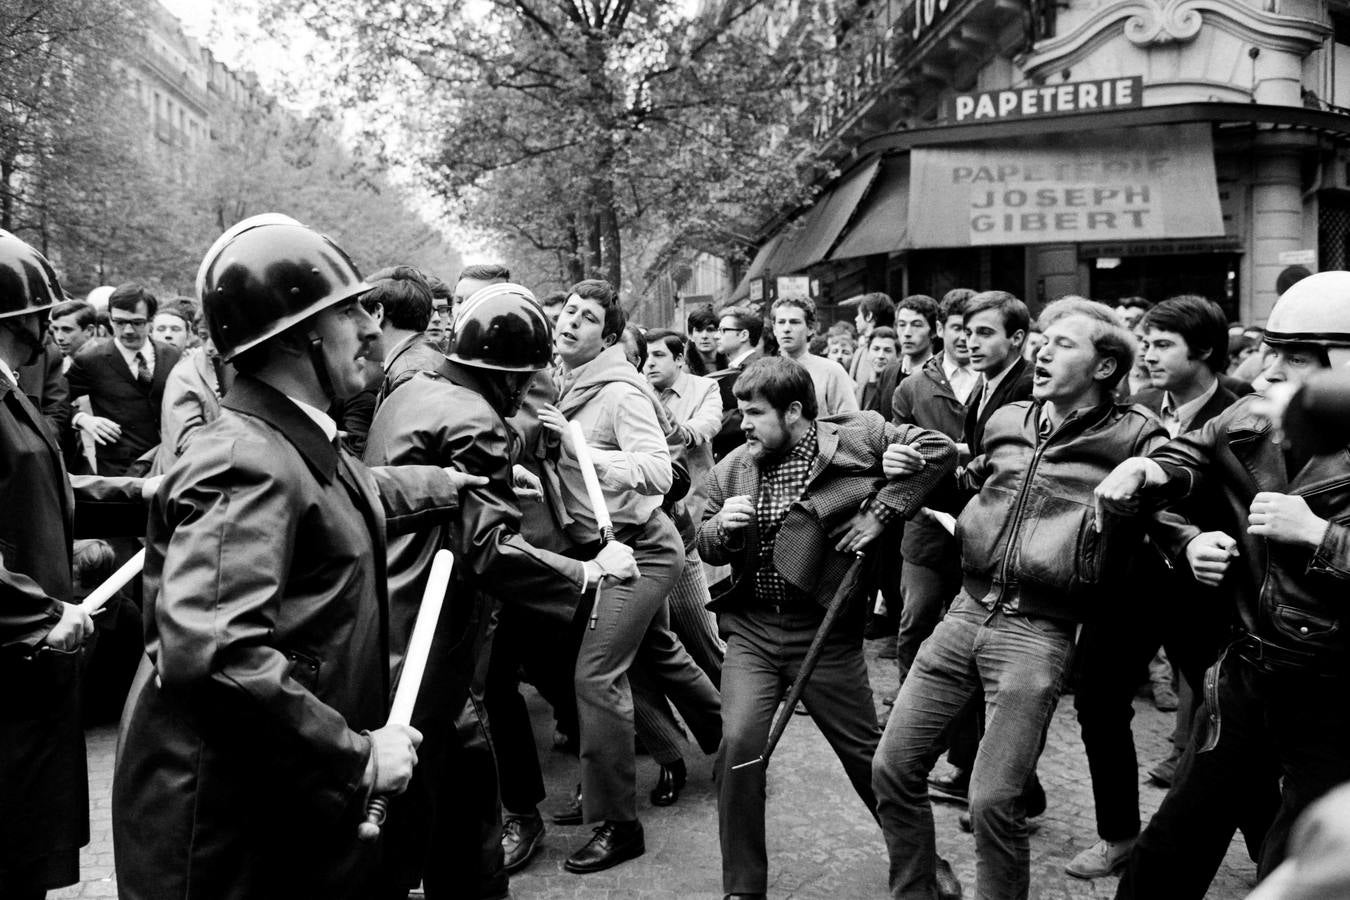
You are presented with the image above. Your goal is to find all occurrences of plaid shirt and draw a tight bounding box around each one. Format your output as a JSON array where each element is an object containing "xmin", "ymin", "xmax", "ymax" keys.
[{"xmin": 753, "ymin": 424, "xmax": 819, "ymax": 606}]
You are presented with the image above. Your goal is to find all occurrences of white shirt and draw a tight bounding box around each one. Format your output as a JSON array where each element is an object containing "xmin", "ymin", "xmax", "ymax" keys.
[
  {"xmin": 285, "ymin": 394, "xmax": 339, "ymax": 443},
  {"xmin": 115, "ymin": 340, "xmax": 154, "ymax": 380},
  {"xmin": 941, "ymin": 354, "xmax": 977, "ymax": 405},
  {"xmin": 976, "ymin": 361, "xmax": 1016, "ymax": 416},
  {"xmin": 1160, "ymin": 377, "xmax": 1219, "ymax": 438}
]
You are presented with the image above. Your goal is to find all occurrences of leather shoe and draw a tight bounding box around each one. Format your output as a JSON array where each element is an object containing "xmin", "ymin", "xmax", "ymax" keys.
[
  {"xmin": 1021, "ymin": 774, "xmax": 1047, "ymax": 819},
  {"xmin": 551, "ymin": 783, "xmax": 583, "ymax": 826},
  {"xmin": 563, "ymin": 819, "xmax": 645, "ymax": 873},
  {"xmin": 501, "ymin": 811, "xmax": 544, "ymax": 873},
  {"xmin": 650, "ymin": 759, "xmax": 687, "ymax": 807},
  {"xmin": 936, "ymin": 856, "xmax": 963, "ymax": 899},
  {"xmin": 928, "ymin": 768, "xmax": 970, "ymax": 804}
]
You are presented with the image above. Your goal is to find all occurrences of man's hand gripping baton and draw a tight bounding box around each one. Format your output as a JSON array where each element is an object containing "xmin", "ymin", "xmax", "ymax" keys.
[
  {"xmin": 358, "ymin": 548, "xmax": 454, "ymax": 841},
  {"xmin": 568, "ymin": 421, "xmax": 615, "ymax": 630}
]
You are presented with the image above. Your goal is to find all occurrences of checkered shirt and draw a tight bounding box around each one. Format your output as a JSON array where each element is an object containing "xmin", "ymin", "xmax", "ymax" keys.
[{"xmin": 753, "ymin": 424, "xmax": 819, "ymax": 607}]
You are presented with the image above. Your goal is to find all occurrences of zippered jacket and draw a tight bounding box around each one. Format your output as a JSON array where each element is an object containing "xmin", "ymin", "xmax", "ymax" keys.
[
  {"xmin": 955, "ymin": 397, "xmax": 1168, "ymax": 622},
  {"xmin": 1148, "ymin": 394, "xmax": 1350, "ymax": 670}
]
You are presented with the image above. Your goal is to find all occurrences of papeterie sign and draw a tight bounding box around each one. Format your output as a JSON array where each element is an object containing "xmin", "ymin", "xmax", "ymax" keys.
[
  {"xmin": 951, "ymin": 77, "xmax": 1143, "ymax": 123},
  {"xmin": 908, "ymin": 124, "xmax": 1224, "ymax": 247}
]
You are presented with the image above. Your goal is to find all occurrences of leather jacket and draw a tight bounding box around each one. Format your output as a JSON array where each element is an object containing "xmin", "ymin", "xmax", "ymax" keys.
[
  {"xmin": 1149, "ymin": 395, "xmax": 1350, "ymax": 673},
  {"xmin": 956, "ymin": 398, "xmax": 1170, "ymax": 622}
]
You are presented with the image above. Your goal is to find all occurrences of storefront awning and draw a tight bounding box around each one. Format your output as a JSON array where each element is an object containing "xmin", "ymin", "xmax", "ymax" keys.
[
  {"xmin": 907, "ymin": 123, "xmax": 1224, "ymax": 248},
  {"xmin": 725, "ymin": 233, "xmax": 785, "ymax": 304},
  {"xmin": 766, "ymin": 158, "xmax": 881, "ymax": 273},
  {"xmin": 830, "ymin": 156, "xmax": 909, "ymax": 261}
]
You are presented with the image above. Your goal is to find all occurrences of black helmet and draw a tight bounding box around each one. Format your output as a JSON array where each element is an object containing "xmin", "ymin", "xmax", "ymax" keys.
[
  {"xmin": 197, "ymin": 214, "xmax": 371, "ymax": 361},
  {"xmin": 447, "ymin": 283, "xmax": 552, "ymax": 372},
  {"xmin": 0, "ymin": 230, "xmax": 63, "ymax": 321}
]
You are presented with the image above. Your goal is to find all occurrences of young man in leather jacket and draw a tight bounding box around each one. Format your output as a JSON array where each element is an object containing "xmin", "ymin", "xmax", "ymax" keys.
[
  {"xmin": 873, "ymin": 298, "xmax": 1172, "ymax": 900},
  {"xmin": 1097, "ymin": 271, "xmax": 1350, "ymax": 899}
]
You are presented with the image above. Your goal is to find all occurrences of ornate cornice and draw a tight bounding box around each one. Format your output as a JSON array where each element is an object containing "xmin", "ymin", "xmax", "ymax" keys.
[{"xmin": 1023, "ymin": 0, "xmax": 1330, "ymax": 77}]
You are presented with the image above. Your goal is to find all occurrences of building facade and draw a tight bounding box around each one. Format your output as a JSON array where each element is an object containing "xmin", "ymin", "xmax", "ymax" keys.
[{"xmin": 732, "ymin": 0, "xmax": 1350, "ymax": 325}]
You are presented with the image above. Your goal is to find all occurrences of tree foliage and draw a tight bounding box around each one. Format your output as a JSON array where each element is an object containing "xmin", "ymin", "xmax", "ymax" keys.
[
  {"xmin": 0, "ymin": 0, "xmax": 460, "ymax": 297},
  {"xmin": 261, "ymin": 0, "xmax": 844, "ymax": 295}
]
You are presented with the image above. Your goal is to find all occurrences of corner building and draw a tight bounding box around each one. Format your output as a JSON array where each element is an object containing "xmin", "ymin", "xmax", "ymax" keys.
[{"xmin": 734, "ymin": 0, "xmax": 1350, "ymax": 324}]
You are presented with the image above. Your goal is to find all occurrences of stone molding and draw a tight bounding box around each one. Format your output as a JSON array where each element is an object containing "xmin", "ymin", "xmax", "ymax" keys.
[{"xmin": 1023, "ymin": 0, "xmax": 1329, "ymax": 78}]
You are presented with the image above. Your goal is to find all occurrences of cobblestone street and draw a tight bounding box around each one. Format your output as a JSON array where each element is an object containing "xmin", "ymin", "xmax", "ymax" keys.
[{"xmin": 58, "ymin": 639, "xmax": 1257, "ymax": 899}]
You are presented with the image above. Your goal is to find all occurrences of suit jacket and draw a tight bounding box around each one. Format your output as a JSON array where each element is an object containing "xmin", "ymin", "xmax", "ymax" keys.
[
  {"xmin": 66, "ymin": 338, "xmax": 180, "ymax": 474},
  {"xmin": 711, "ymin": 349, "xmax": 764, "ymax": 461},
  {"xmin": 964, "ymin": 356, "xmax": 1033, "ymax": 455},
  {"xmin": 893, "ymin": 353, "xmax": 971, "ymax": 567},
  {"xmin": 697, "ymin": 410, "xmax": 955, "ymax": 613}
]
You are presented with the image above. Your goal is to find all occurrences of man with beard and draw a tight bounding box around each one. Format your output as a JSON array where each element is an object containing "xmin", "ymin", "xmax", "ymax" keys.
[{"xmin": 700, "ymin": 356, "xmax": 955, "ymax": 900}]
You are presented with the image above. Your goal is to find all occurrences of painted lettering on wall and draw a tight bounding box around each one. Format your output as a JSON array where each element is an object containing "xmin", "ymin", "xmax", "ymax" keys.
[{"xmin": 951, "ymin": 77, "xmax": 1143, "ymax": 123}]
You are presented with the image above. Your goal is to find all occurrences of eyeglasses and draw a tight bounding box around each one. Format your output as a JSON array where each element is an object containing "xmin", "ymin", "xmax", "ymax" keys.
[{"xmin": 111, "ymin": 317, "xmax": 148, "ymax": 328}]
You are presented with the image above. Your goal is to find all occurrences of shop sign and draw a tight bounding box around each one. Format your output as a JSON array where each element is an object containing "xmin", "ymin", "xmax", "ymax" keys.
[
  {"xmin": 951, "ymin": 77, "xmax": 1142, "ymax": 123},
  {"xmin": 749, "ymin": 278, "xmax": 766, "ymax": 303},
  {"xmin": 1278, "ymin": 249, "xmax": 1318, "ymax": 266},
  {"xmin": 776, "ymin": 275, "xmax": 812, "ymax": 300},
  {"xmin": 908, "ymin": 124, "xmax": 1224, "ymax": 248}
]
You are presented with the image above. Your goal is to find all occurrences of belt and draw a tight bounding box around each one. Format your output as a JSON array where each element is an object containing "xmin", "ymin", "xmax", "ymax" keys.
[{"xmin": 1230, "ymin": 632, "xmax": 1348, "ymax": 678}]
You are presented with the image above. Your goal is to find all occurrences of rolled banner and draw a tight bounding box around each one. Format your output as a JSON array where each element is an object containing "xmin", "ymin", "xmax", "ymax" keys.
[
  {"xmin": 80, "ymin": 548, "xmax": 145, "ymax": 615},
  {"xmin": 358, "ymin": 548, "xmax": 455, "ymax": 842}
]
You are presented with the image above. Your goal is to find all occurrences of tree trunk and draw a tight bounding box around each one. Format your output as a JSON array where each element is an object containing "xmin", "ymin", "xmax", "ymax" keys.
[
  {"xmin": 0, "ymin": 153, "xmax": 14, "ymax": 233},
  {"xmin": 562, "ymin": 213, "xmax": 584, "ymax": 284}
]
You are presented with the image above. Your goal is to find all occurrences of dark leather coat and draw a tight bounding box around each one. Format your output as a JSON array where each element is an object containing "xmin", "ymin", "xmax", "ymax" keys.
[
  {"xmin": 1, "ymin": 375, "xmax": 143, "ymax": 888},
  {"xmin": 956, "ymin": 399, "xmax": 1170, "ymax": 622},
  {"xmin": 112, "ymin": 376, "xmax": 462, "ymax": 900},
  {"xmin": 1149, "ymin": 395, "xmax": 1350, "ymax": 672},
  {"xmin": 364, "ymin": 363, "xmax": 585, "ymax": 704}
]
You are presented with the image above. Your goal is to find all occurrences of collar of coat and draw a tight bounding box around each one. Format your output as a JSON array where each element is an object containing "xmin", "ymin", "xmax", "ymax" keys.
[{"xmin": 223, "ymin": 374, "xmax": 339, "ymax": 483}]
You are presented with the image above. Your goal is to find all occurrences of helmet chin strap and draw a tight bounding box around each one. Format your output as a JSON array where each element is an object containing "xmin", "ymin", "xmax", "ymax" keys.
[
  {"xmin": 306, "ymin": 331, "xmax": 338, "ymax": 403},
  {"xmin": 2, "ymin": 317, "xmax": 45, "ymax": 367}
]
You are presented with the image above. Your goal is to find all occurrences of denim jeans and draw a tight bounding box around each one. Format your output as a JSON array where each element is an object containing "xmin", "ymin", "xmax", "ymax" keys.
[{"xmin": 873, "ymin": 591, "xmax": 1074, "ymax": 900}]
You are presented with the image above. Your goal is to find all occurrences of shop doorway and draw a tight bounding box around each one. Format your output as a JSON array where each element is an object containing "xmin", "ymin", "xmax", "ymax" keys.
[{"xmin": 1089, "ymin": 253, "xmax": 1240, "ymax": 321}]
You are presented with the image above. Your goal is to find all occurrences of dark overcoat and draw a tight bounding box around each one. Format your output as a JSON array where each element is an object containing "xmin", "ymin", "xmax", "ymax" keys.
[{"xmin": 112, "ymin": 375, "xmax": 460, "ymax": 900}]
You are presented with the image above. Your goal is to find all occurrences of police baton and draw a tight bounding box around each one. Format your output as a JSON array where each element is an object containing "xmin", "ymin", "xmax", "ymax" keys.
[
  {"xmin": 732, "ymin": 551, "xmax": 867, "ymax": 772},
  {"xmin": 80, "ymin": 548, "xmax": 145, "ymax": 616},
  {"xmin": 358, "ymin": 548, "xmax": 454, "ymax": 841},
  {"xmin": 569, "ymin": 421, "xmax": 615, "ymax": 630}
]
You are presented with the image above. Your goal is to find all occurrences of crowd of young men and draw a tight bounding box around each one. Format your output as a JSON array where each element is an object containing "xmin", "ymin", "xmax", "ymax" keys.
[{"xmin": 3, "ymin": 214, "xmax": 1348, "ymax": 900}]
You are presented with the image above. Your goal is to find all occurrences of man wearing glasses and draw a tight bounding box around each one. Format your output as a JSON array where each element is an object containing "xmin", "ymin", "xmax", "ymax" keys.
[{"xmin": 66, "ymin": 283, "xmax": 181, "ymax": 475}]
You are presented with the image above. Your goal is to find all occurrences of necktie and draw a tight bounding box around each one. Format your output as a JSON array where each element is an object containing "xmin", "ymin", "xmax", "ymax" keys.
[{"xmin": 136, "ymin": 351, "xmax": 151, "ymax": 389}]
